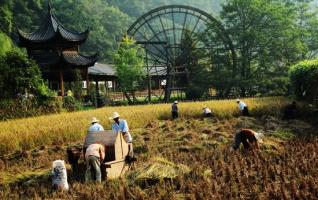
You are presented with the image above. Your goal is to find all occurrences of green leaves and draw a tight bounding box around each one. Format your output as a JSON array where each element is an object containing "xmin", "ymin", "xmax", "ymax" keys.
[
  {"xmin": 289, "ymin": 59, "xmax": 318, "ymax": 101},
  {"xmin": 0, "ymin": 51, "xmax": 52, "ymax": 98},
  {"xmin": 113, "ymin": 36, "xmax": 145, "ymax": 95}
]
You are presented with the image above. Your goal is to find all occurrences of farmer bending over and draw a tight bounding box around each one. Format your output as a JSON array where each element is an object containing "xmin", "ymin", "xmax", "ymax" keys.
[
  {"xmin": 88, "ymin": 117, "xmax": 104, "ymax": 132},
  {"xmin": 202, "ymin": 106, "xmax": 212, "ymax": 117},
  {"xmin": 172, "ymin": 101, "xmax": 179, "ymax": 120},
  {"xmin": 283, "ymin": 101, "xmax": 297, "ymax": 120},
  {"xmin": 236, "ymin": 99, "xmax": 249, "ymax": 116},
  {"xmin": 232, "ymin": 129, "xmax": 263, "ymax": 150},
  {"xmin": 85, "ymin": 143, "xmax": 105, "ymax": 183}
]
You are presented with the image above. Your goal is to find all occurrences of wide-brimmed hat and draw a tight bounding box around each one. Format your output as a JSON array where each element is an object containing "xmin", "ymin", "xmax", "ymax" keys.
[
  {"xmin": 202, "ymin": 106, "xmax": 208, "ymax": 110},
  {"xmin": 174, "ymin": 101, "xmax": 178, "ymax": 104},
  {"xmin": 109, "ymin": 112, "xmax": 120, "ymax": 120},
  {"xmin": 91, "ymin": 117, "xmax": 99, "ymax": 123},
  {"xmin": 236, "ymin": 99, "xmax": 240, "ymax": 103}
]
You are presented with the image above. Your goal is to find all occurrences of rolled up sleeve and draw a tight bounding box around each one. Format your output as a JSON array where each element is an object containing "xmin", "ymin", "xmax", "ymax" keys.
[{"xmin": 122, "ymin": 120, "xmax": 129, "ymax": 132}]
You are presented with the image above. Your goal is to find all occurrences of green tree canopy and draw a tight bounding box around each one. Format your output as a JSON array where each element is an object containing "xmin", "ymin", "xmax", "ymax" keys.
[
  {"xmin": 0, "ymin": 51, "xmax": 51, "ymax": 98},
  {"xmin": 217, "ymin": 0, "xmax": 312, "ymax": 96},
  {"xmin": 113, "ymin": 35, "xmax": 145, "ymax": 103}
]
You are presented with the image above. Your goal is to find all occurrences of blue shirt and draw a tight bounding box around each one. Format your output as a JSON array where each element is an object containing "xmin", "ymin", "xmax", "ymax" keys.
[
  {"xmin": 112, "ymin": 119, "xmax": 129, "ymax": 133},
  {"xmin": 88, "ymin": 123, "xmax": 104, "ymax": 132},
  {"xmin": 238, "ymin": 101, "xmax": 247, "ymax": 111},
  {"xmin": 112, "ymin": 119, "xmax": 132, "ymax": 143}
]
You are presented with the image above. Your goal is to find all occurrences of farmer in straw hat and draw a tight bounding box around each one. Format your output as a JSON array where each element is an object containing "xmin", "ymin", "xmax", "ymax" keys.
[
  {"xmin": 109, "ymin": 112, "xmax": 134, "ymax": 155},
  {"xmin": 232, "ymin": 129, "xmax": 264, "ymax": 150},
  {"xmin": 202, "ymin": 106, "xmax": 212, "ymax": 117},
  {"xmin": 172, "ymin": 101, "xmax": 179, "ymax": 120},
  {"xmin": 88, "ymin": 117, "xmax": 104, "ymax": 132},
  {"xmin": 236, "ymin": 99, "xmax": 249, "ymax": 116}
]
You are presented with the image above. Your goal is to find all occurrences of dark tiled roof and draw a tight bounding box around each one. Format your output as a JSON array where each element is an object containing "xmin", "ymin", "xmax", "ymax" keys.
[
  {"xmin": 89, "ymin": 63, "xmax": 116, "ymax": 76},
  {"xmin": 62, "ymin": 52, "xmax": 98, "ymax": 67},
  {"xmin": 17, "ymin": 5, "xmax": 89, "ymax": 43}
]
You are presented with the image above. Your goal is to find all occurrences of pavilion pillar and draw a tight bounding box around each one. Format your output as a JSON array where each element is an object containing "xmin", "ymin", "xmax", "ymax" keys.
[
  {"xmin": 95, "ymin": 80, "xmax": 99, "ymax": 107},
  {"xmin": 86, "ymin": 69, "xmax": 90, "ymax": 95},
  {"xmin": 113, "ymin": 80, "xmax": 116, "ymax": 92},
  {"xmin": 59, "ymin": 70, "xmax": 65, "ymax": 97}
]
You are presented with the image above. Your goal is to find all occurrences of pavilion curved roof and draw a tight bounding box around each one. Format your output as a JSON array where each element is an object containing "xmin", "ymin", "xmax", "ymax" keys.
[
  {"xmin": 62, "ymin": 52, "xmax": 98, "ymax": 67},
  {"xmin": 17, "ymin": 4, "xmax": 89, "ymax": 44}
]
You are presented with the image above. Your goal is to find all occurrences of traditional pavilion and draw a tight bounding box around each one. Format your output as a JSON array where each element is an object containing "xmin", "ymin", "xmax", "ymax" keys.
[{"xmin": 17, "ymin": 3, "xmax": 97, "ymax": 96}]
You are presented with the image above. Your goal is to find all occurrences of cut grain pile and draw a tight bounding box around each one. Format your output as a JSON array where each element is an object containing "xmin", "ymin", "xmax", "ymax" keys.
[{"xmin": 128, "ymin": 157, "xmax": 191, "ymax": 184}]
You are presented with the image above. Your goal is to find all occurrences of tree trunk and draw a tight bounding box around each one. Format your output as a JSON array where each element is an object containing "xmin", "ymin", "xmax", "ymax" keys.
[
  {"xmin": 59, "ymin": 70, "xmax": 65, "ymax": 97},
  {"xmin": 132, "ymin": 91, "xmax": 138, "ymax": 103},
  {"xmin": 124, "ymin": 92, "xmax": 133, "ymax": 104}
]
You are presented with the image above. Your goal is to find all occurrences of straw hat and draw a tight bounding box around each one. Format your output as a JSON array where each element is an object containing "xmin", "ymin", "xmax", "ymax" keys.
[
  {"xmin": 202, "ymin": 106, "xmax": 208, "ymax": 110},
  {"xmin": 236, "ymin": 99, "xmax": 240, "ymax": 103},
  {"xmin": 109, "ymin": 112, "xmax": 120, "ymax": 120},
  {"xmin": 174, "ymin": 101, "xmax": 178, "ymax": 104},
  {"xmin": 91, "ymin": 117, "xmax": 99, "ymax": 124}
]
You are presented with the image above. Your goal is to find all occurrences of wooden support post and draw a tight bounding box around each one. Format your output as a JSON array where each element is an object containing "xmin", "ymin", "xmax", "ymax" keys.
[
  {"xmin": 59, "ymin": 71, "xmax": 65, "ymax": 97},
  {"xmin": 113, "ymin": 80, "xmax": 116, "ymax": 92},
  {"xmin": 86, "ymin": 69, "xmax": 90, "ymax": 95},
  {"xmin": 147, "ymin": 74, "xmax": 151, "ymax": 103},
  {"xmin": 95, "ymin": 80, "xmax": 99, "ymax": 108}
]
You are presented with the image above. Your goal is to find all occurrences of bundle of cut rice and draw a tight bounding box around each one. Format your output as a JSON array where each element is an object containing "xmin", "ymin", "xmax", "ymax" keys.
[{"xmin": 129, "ymin": 157, "xmax": 191, "ymax": 183}]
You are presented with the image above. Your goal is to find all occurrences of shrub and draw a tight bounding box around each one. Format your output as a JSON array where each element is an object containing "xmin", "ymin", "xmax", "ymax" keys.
[
  {"xmin": 63, "ymin": 96, "xmax": 82, "ymax": 112},
  {"xmin": 0, "ymin": 97, "xmax": 63, "ymax": 120},
  {"xmin": 0, "ymin": 51, "xmax": 52, "ymax": 98},
  {"xmin": 289, "ymin": 59, "xmax": 318, "ymax": 101}
]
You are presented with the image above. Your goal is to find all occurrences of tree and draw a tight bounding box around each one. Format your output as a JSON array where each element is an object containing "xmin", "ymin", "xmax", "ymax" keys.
[
  {"xmin": 220, "ymin": 0, "xmax": 306, "ymax": 96},
  {"xmin": 178, "ymin": 30, "xmax": 209, "ymax": 99},
  {"xmin": 113, "ymin": 35, "xmax": 145, "ymax": 104},
  {"xmin": 0, "ymin": 51, "xmax": 51, "ymax": 98},
  {"xmin": 0, "ymin": 0, "xmax": 14, "ymax": 34},
  {"xmin": 0, "ymin": 32, "xmax": 13, "ymax": 56}
]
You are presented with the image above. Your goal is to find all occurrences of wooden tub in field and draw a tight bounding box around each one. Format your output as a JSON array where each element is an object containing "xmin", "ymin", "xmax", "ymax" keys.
[{"xmin": 67, "ymin": 130, "xmax": 134, "ymax": 180}]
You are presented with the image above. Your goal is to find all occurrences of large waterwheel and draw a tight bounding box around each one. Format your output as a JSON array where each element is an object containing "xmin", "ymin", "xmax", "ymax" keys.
[{"xmin": 127, "ymin": 5, "xmax": 236, "ymax": 101}]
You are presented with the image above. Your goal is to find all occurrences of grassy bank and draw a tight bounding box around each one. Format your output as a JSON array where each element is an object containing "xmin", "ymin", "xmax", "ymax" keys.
[{"xmin": 0, "ymin": 97, "xmax": 288, "ymax": 154}]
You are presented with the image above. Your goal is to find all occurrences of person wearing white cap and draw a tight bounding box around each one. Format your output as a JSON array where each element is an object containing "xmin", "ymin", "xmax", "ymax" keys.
[
  {"xmin": 202, "ymin": 106, "xmax": 212, "ymax": 117},
  {"xmin": 236, "ymin": 99, "xmax": 249, "ymax": 116},
  {"xmin": 232, "ymin": 129, "xmax": 263, "ymax": 150},
  {"xmin": 171, "ymin": 101, "xmax": 179, "ymax": 120},
  {"xmin": 109, "ymin": 112, "xmax": 132, "ymax": 144},
  {"xmin": 88, "ymin": 117, "xmax": 104, "ymax": 132}
]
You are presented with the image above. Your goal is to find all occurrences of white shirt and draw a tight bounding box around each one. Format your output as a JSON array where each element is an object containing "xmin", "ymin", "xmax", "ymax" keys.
[
  {"xmin": 88, "ymin": 123, "xmax": 104, "ymax": 132},
  {"xmin": 85, "ymin": 144, "xmax": 105, "ymax": 161},
  {"xmin": 203, "ymin": 108, "xmax": 212, "ymax": 114},
  {"xmin": 238, "ymin": 102, "xmax": 247, "ymax": 111},
  {"xmin": 112, "ymin": 119, "xmax": 132, "ymax": 143}
]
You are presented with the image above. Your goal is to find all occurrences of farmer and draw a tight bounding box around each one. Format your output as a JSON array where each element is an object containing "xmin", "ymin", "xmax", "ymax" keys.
[
  {"xmin": 283, "ymin": 101, "xmax": 297, "ymax": 120},
  {"xmin": 202, "ymin": 106, "xmax": 212, "ymax": 117},
  {"xmin": 88, "ymin": 117, "xmax": 104, "ymax": 132},
  {"xmin": 85, "ymin": 143, "xmax": 105, "ymax": 183},
  {"xmin": 109, "ymin": 112, "xmax": 134, "ymax": 158},
  {"xmin": 232, "ymin": 129, "xmax": 263, "ymax": 150},
  {"xmin": 236, "ymin": 99, "xmax": 249, "ymax": 116},
  {"xmin": 172, "ymin": 101, "xmax": 179, "ymax": 120}
]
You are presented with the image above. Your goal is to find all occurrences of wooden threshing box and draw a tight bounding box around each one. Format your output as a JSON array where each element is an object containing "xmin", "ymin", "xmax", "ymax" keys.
[{"xmin": 84, "ymin": 130, "xmax": 131, "ymax": 179}]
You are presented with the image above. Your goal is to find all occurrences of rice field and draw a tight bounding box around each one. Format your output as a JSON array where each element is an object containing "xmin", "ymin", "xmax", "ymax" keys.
[
  {"xmin": 0, "ymin": 97, "xmax": 288, "ymax": 155},
  {"xmin": 0, "ymin": 111, "xmax": 317, "ymax": 199}
]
